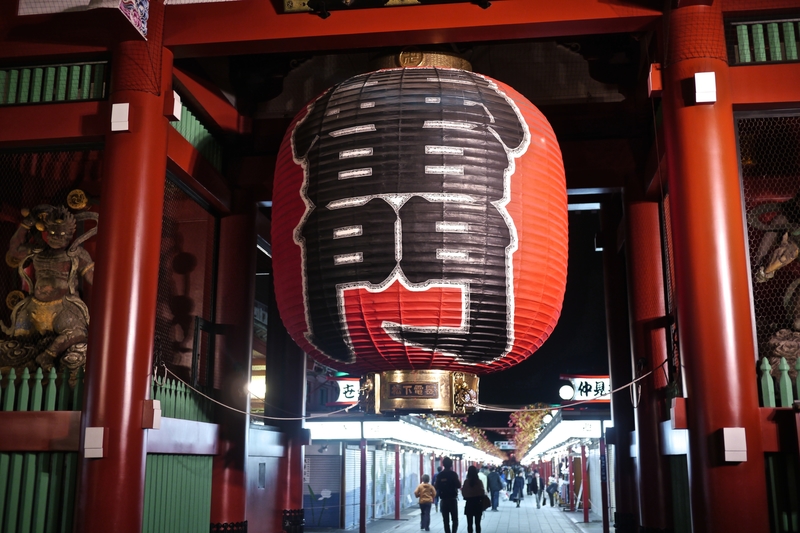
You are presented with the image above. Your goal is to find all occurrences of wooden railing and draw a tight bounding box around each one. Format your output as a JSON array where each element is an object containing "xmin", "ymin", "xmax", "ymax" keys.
[
  {"xmin": 0, "ymin": 62, "xmax": 108, "ymax": 106},
  {"xmin": 0, "ymin": 367, "xmax": 82, "ymax": 533},
  {"xmin": 1, "ymin": 367, "xmax": 217, "ymax": 533},
  {"xmin": 759, "ymin": 356, "xmax": 800, "ymax": 407}
]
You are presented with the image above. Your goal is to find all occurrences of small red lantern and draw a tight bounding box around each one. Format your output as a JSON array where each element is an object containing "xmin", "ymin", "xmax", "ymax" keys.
[{"xmin": 272, "ymin": 68, "xmax": 567, "ymax": 407}]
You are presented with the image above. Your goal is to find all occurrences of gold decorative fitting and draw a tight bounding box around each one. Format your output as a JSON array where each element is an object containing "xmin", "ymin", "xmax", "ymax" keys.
[
  {"xmin": 365, "ymin": 369, "xmax": 479, "ymax": 415},
  {"xmin": 67, "ymin": 189, "xmax": 89, "ymax": 210},
  {"xmin": 6, "ymin": 290, "xmax": 26, "ymax": 310},
  {"xmin": 35, "ymin": 222, "xmax": 45, "ymax": 232},
  {"xmin": 372, "ymin": 49, "xmax": 472, "ymax": 71},
  {"xmin": 80, "ymin": 262, "xmax": 95, "ymax": 276},
  {"xmin": 5, "ymin": 251, "xmax": 21, "ymax": 268}
]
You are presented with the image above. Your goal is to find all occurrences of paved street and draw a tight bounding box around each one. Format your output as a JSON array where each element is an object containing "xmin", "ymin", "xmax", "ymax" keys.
[{"xmin": 308, "ymin": 493, "xmax": 605, "ymax": 533}]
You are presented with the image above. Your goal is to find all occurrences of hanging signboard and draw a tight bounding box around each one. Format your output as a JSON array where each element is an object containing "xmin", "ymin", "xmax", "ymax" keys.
[
  {"xmin": 328, "ymin": 378, "xmax": 360, "ymax": 405},
  {"xmin": 559, "ymin": 374, "xmax": 611, "ymax": 403}
]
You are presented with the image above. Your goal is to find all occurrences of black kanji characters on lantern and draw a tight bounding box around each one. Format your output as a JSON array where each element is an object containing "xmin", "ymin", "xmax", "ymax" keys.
[{"xmin": 292, "ymin": 68, "xmax": 529, "ymax": 365}]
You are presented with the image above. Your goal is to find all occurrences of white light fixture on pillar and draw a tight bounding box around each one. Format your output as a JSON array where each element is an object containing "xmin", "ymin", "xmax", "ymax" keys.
[{"xmin": 694, "ymin": 72, "xmax": 717, "ymax": 104}]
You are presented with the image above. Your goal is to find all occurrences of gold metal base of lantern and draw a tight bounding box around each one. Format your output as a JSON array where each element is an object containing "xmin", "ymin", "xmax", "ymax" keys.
[
  {"xmin": 371, "ymin": 47, "xmax": 473, "ymax": 71},
  {"xmin": 361, "ymin": 370, "xmax": 478, "ymax": 415}
]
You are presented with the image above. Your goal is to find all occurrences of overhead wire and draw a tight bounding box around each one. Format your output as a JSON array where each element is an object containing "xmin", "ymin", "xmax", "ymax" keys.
[
  {"xmin": 474, "ymin": 358, "xmax": 669, "ymax": 413},
  {"xmin": 156, "ymin": 364, "xmax": 360, "ymax": 421}
]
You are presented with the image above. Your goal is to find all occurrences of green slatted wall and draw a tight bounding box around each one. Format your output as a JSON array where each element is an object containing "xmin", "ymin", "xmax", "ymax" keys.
[
  {"xmin": 731, "ymin": 20, "xmax": 800, "ymax": 64},
  {"xmin": 0, "ymin": 368, "xmax": 83, "ymax": 533},
  {"xmin": 170, "ymin": 101, "xmax": 224, "ymax": 172},
  {"xmin": 142, "ymin": 454, "xmax": 213, "ymax": 533},
  {"xmin": 0, "ymin": 62, "xmax": 107, "ymax": 106}
]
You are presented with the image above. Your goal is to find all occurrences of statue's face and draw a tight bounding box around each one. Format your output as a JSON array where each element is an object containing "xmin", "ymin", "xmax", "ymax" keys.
[{"xmin": 46, "ymin": 224, "xmax": 74, "ymax": 249}]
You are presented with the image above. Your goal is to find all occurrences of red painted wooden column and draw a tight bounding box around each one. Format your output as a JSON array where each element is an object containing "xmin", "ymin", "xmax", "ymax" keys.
[
  {"xmin": 211, "ymin": 193, "xmax": 257, "ymax": 526},
  {"xmin": 661, "ymin": 4, "xmax": 769, "ymax": 532},
  {"xmin": 266, "ymin": 276, "xmax": 308, "ymax": 531},
  {"xmin": 599, "ymin": 436, "xmax": 610, "ymax": 533},
  {"xmin": 77, "ymin": 10, "xmax": 171, "ymax": 533},
  {"xmin": 568, "ymin": 454, "xmax": 575, "ymax": 512},
  {"xmin": 581, "ymin": 444, "xmax": 588, "ymax": 523},
  {"xmin": 599, "ymin": 200, "xmax": 638, "ymax": 532},
  {"xmin": 624, "ymin": 198, "xmax": 671, "ymax": 532}
]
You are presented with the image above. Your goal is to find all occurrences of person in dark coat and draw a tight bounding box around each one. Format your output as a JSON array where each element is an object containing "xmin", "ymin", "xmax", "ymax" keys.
[
  {"xmin": 510, "ymin": 468, "xmax": 525, "ymax": 507},
  {"xmin": 435, "ymin": 457, "xmax": 462, "ymax": 533},
  {"xmin": 486, "ymin": 466, "xmax": 503, "ymax": 511},
  {"xmin": 432, "ymin": 466, "xmax": 444, "ymax": 512},
  {"xmin": 531, "ymin": 470, "xmax": 546, "ymax": 509},
  {"xmin": 526, "ymin": 468, "xmax": 534, "ymax": 496},
  {"xmin": 461, "ymin": 465, "xmax": 486, "ymax": 533}
]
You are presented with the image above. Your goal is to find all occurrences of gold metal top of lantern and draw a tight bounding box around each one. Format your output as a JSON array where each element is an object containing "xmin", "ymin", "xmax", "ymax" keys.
[
  {"xmin": 362, "ymin": 370, "xmax": 478, "ymax": 415},
  {"xmin": 372, "ymin": 48, "xmax": 472, "ymax": 71}
]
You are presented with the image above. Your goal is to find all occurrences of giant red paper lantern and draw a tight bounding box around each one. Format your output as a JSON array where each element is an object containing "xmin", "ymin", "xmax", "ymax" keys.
[{"xmin": 272, "ymin": 67, "xmax": 567, "ymax": 377}]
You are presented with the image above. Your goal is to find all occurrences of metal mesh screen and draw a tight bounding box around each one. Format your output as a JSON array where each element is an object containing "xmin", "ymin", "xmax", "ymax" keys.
[
  {"xmin": 661, "ymin": 193, "xmax": 682, "ymax": 395},
  {"xmin": 0, "ymin": 148, "xmax": 102, "ymax": 331},
  {"xmin": 740, "ymin": 114, "xmax": 800, "ymax": 376},
  {"xmin": 153, "ymin": 177, "xmax": 219, "ymax": 388}
]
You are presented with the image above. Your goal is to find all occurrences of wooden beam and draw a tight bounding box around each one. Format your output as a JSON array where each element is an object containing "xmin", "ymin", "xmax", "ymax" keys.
[
  {"xmin": 146, "ymin": 417, "xmax": 220, "ymax": 455},
  {"xmin": 174, "ymin": 66, "xmax": 251, "ymax": 135},
  {"xmin": 759, "ymin": 407, "xmax": 799, "ymax": 453},
  {"xmin": 0, "ymin": 411, "xmax": 80, "ymax": 451},
  {"xmin": 730, "ymin": 63, "xmax": 800, "ymax": 109},
  {"xmin": 0, "ymin": 101, "xmax": 106, "ymax": 147},
  {"xmin": 163, "ymin": 0, "xmax": 661, "ymax": 58},
  {"xmin": 167, "ymin": 126, "xmax": 232, "ymax": 213}
]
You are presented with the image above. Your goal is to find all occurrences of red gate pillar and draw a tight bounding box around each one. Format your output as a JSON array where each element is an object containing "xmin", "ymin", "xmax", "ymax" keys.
[
  {"xmin": 77, "ymin": 8, "xmax": 171, "ymax": 532},
  {"xmin": 211, "ymin": 194, "xmax": 258, "ymax": 528},
  {"xmin": 581, "ymin": 444, "xmax": 589, "ymax": 523},
  {"xmin": 267, "ymin": 278, "xmax": 308, "ymax": 532},
  {"xmin": 661, "ymin": 4, "xmax": 769, "ymax": 532},
  {"xmin": 624, "ymin": 198, "xmax": 672, "ymax": 532},
  {"xmin": 600, "ymin": 200, "xmax": 638, "ymax": 532}
]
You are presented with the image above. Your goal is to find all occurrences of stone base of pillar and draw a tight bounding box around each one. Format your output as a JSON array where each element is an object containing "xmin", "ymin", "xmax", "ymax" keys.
[
  {"xmin": 613, "ymin": 512, "xmax": 637, "ymax": 533},
  {"xmin": 210, "ymin": 521, "xmax": 248, "ymax": 532},
  {"xmin": 282, "ymin": 509, "xmax": 305, "ymax": 533}
]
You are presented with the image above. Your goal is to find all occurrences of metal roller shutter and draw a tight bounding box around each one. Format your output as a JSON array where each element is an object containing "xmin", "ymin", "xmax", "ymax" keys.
[
  {"xmin": 366, "ymin": 447, "xmax": 375, "ymax": 519},
  {"xmin": 344, "ymin": 446, "xmax": 361, "ymax": 529},
  {"xmin": 387, "ymin": 450, "xmax": 396, "ymax": 517},
  {"xmin": 374, "ymin": 449, "xmax": 388, "ymax": 518},
  {"xmin": 304, "ymin": 455, "xmax": 342, "ymax": 528}
]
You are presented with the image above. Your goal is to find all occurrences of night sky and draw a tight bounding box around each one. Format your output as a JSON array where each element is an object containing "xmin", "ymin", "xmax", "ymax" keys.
[{"xmin": 476, "ymin": 209, "xmax": 609, "ymax": 411}]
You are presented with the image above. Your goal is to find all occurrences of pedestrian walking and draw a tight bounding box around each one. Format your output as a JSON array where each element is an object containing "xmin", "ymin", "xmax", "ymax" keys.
[
  {"xmin": 434, "ymin": 457, "xmax": 462, "ymax": 533},
  {"xmin": 510, "ymin": 467, "xmax": 525, "ymax": 507},
  {"xmin": 486, "ymin": 466, "xmax": 503, "ymax": 511},
  {"xmin": 461, "ymin": 465, "xmax": 486, "ymax": 533},
  {"xmin": 414, "ymin": 474, "xmax": 436, "ymax": 532}
]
